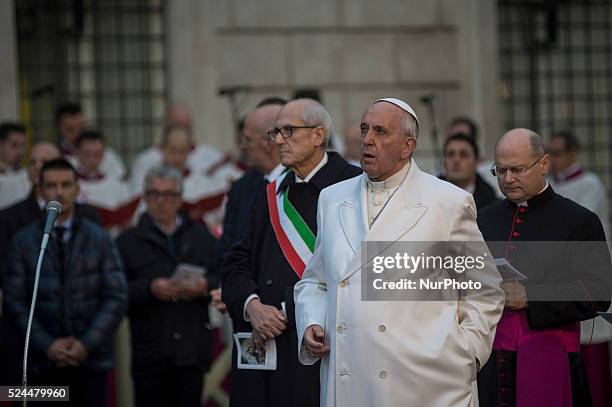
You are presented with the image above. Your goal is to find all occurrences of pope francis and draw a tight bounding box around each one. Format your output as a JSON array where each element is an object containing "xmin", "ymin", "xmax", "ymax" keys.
[{"xmin": 294, "ymin": 98, "xmax": 505, "ymax": 406}]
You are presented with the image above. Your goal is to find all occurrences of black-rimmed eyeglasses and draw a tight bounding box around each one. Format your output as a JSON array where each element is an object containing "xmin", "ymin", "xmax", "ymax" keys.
[
  {"xmin": 144, "ymin": 190, "xmax": 181, "ymax": 199},
  {"xmin": 267, "ymin": 125, "xmax": 317, "ymax": 139},
  {"xmin": 490, "ymin": 155, "xmax": 545, "ymax": 178}
]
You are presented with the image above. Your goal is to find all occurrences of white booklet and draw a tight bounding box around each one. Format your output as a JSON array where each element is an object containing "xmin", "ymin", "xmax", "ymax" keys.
[
  {"xmin": 495, "ymin": 258, "xmax": 527, "ymax": 282},
  {"xmin": 171, "ymin": 263, "xmax": 207, "ymax": 287},
  {"xmin": 233, "ymin": 333, "xmax": 277, "ymax": 370},
  {"xmin": 597, "ymin": 312, "xmax": 612, "ymax": 324}
]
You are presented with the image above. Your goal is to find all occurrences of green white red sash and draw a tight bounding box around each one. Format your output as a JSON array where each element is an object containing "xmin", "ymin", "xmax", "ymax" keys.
[{"xmin": 266, "ymin": 171, "xmax": 316, "ymax": 278}]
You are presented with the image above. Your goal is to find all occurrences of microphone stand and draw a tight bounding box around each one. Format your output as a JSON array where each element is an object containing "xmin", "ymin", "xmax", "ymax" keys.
[
  {"xmin": 218, "ymin": 86, "xmax": 249, "ymax": 158},
  {"xmin": 420, "ymin": 95, "xmax": 442, "ymax": 175},
  {"xmin": 21, "ymin": 200, "xmax": 60, "ymax": 407},
  {"xmin": 21, "ymin": 233, "xmax": 51, "ymax": 407}
]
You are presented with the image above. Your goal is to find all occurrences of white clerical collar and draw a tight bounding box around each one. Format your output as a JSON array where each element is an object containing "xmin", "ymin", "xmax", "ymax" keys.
[
  {"xmin": 367, "ymin": 160, "xmax": 411, "ymax": 190},
  {"xmin": 464, "ymin": 182, "xmax": 476, "ymax": 195},
  {"xmin": 517, "ymin": 181, "xmax": 549, "ymax": 207},
  {"xmin": 0, "ymin": 164, "xmax": 19, "ymax": 174},
  {"xmin": 296, "ymin": 152, "xmax": 328, "ymax": 183},
  {"xmin": 555, "ymin": 162, "xmax": 581, "ymax": 182},
  {"xmin": 265, "ymin": 163, "xmax": 285, "ymax": 182}
]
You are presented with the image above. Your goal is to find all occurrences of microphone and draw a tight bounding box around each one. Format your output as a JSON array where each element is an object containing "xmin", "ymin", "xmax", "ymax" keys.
[
  {"xmin": 43, "ymin": 201, "xmax": 62, "ymax": 235},
  {"xmin": 218, "ymin": 85, "xmax": 250, "ymax": 96},
  {"xmin": 420, "ymin": 94, "xmax": 436, "ymax": 105}
]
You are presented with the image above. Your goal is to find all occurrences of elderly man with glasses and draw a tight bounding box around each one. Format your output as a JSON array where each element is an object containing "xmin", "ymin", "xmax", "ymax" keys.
[
  {"xmin": 221, "ymin": 98, "xmax": 361, "ymax": 407},
  {"xmin": 116, "ymin": 165, "xmax": 218, "ymax": 407},
  {"xmin": 477, "ymin": 128, "xmax": 611, "ymax": 407}
]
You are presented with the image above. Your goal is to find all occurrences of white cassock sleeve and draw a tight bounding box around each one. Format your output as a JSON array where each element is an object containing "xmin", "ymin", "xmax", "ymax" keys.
[
  {"xmin": 101, "ymin": 147, "xmax": 127, "ymax": 180},
  {"xmin": 294, "ymin": 191, "xmax": 329, "ymax": 366},
  {"xmin": 450, "ymin": 194, "xmax": 504, "ymax": 370}
]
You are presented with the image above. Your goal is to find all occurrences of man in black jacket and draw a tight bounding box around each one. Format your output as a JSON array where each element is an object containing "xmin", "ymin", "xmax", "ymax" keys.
[
  {"xmin": 116, "ymin": 164, "xmax": 218, "ymax": 407},
  {"xmin": 222, "ymin": 98, "xmax": 361, "ymax": 407},
  {"xmin": 0, "ymin": 142, "xmax": 100, "ymax": 387},
  {"xmin": 3, "ymin": 159, "xmax": 126, "ymax": 406}
]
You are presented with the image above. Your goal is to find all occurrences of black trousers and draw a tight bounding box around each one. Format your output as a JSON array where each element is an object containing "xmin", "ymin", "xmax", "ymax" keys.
[
  {"xmin": 0, "ymin": 317, "xmax": 22, "ymax": 385},
  {"xmin": 133, "ymin": 366, "xmax": 204, "ymax": 407},
  {"xmin": 228, "ymin": 323, "xmax": 320, "ymax": 407},
  {"xmin": 30, "ymin": 366, "xmax": 107, "ymax": 407}
]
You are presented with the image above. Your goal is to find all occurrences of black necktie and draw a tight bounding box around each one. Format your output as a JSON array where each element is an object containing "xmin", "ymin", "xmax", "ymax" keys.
[
  {"xmin": 54, "ymin": 226, "xmax": 67, "ymax": 271},
  {"xmin": 167, "ymin": 234, "xmax": 176, "ymax": 258},
  {"xmin": 53, "ymin": 226, "xmax": 68, "ymax": 334}
]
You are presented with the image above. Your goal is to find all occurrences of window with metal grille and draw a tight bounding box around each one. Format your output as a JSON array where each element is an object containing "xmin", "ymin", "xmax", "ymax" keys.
[
  {"xmin": 498, "ymin": 0, "xmax": 612, "ymax": 228},
  {"xmin": 16, "ymin": 0, "xmax": 167, "ymax": 165}
]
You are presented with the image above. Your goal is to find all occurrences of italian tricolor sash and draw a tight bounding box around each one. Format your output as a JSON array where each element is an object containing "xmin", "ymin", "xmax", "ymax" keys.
[{"xmin": 266, "ymin": 171, "xmax": 315, "ymax": 278}]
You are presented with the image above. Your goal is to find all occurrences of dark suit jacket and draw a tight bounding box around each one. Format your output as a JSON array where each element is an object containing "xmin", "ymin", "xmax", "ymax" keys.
[
  {"xmin": 0, "ymin": 192, "xmax": 100, "ymax": 383},
  {"xmin": 217, "ymin": 169, "xmax": 266, "ymax": 257},
  {"xmin": 439, "ymin": 173, "xmax": 498, "ymax": 212},
  {"xmin": 3, "ymin": 215, "xmax": 127, "ymax": 372}
]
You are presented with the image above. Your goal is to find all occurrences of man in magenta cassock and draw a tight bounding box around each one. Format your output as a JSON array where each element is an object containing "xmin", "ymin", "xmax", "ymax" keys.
[{"xmin": 477, "ymin": 128, "xmax": 611, "ymax": 406}]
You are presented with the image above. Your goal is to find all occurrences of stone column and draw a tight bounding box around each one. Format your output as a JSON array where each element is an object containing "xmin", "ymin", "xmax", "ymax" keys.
[
  {"xmin": 166, "ymin": 0, "xmax": 227, "ymax": 150},
  {"xmin": 0, "ymin": 0, "xmax": 20, "ymax": 120}
]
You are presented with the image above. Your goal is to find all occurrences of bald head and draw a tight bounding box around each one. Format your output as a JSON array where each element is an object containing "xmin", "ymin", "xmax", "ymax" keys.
[
  {"xmin": 161, "ymin": 126, "xmax": 191, "ymax": 170},
  {"xmin": 247, "ymin": 104, "xmax": 283, "ymax": 134},
  {"xmin": 28, "ymin": 142, "xmax": 61, "ymax": 185},
  {"xmin": 496, "ymin": 128, "xmax": 545, "ymax": 160},
  {"xmin": 166, "ymin": 103, "xmax": 192, "ymax": 129},
  {"xmin": 494, "ymin": 128, "xmax": 549, "ymax": 203},
  {"xmin": 242, "ymin": 104, "xmax": 283, "ymax": 173}
]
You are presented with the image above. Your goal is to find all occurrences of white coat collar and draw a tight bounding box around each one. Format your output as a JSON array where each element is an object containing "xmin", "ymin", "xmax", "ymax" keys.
[{"xmin": 338, "ymin": 158, "xmax": 428, "ymax": 279}]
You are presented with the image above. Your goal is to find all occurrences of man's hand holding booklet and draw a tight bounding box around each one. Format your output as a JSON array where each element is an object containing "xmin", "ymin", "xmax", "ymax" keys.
[{"xmin": 171, "ymin": 263, "xmax": 208, "ymax": 300}]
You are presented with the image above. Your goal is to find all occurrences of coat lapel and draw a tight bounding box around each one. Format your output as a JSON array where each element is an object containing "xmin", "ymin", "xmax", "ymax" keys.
[
  {"xmin": 340, "ymin": 160, "xmax": 428, "ymax": 280},
  {"xmin": 366, "ymin": 159, "xmax": 427, "ymax": 242},
  {"xmin": 339, "ymin": 175, "xmax": 368, "ymax": 256}
]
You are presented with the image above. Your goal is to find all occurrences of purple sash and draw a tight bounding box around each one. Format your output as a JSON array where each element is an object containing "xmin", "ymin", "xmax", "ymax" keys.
[{"xmin": 493, "ymin": 310, "xmax": 580, "ymax": 407}]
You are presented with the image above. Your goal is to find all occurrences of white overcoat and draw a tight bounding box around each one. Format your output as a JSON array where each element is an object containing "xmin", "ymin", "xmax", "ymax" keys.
[{"xmin": 294, "ymin": 160, "xmax": 504, "ymax": 407}]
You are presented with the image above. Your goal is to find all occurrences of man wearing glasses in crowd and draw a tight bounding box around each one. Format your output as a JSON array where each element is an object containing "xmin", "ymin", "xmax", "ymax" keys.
[
  {"xmin": 477, "ymin": 128, "xmax": 611, "ymax": 406},
  {"xmin": 116, "ymin": 165, "xmax": 218, "ymax": 407}
]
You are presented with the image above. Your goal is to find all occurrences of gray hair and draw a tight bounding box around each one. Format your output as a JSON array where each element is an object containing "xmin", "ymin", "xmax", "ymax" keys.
[
  {"xmin": 403, "ymin": 113, "xmax": 419, "ymax": 139},
  {"xmin": 296, "ymin": 98, "xmax": 333, "ymax": 146},
  {"xmin": 528, "ymin": 130, "xmax": 545, "ymax": 157},
  {"xmin": 144, "ymin": 164, "xmax": 183, "ymax": 193}
]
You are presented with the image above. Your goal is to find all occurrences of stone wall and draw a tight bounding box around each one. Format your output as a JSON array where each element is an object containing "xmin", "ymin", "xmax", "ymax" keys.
[{"xmin": 145, "ymin": 0, "xmax": 501, "ymax": 170}]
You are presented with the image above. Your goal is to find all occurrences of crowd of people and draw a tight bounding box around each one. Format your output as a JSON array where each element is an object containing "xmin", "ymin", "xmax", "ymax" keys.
[{"xmin": 0, "ymin": 95, "xmax": 610, "ymax": 407}]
